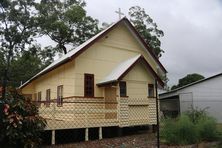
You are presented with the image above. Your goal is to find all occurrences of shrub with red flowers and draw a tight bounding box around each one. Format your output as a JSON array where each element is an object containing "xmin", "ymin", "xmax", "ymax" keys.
[{"xmin": 0, "ymin": 89, "xmax": 46, "ymax": 147}]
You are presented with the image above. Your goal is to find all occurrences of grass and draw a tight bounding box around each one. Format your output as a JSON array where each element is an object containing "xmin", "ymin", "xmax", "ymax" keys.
[
  {"xmin": 217, "ymin": 124, "xmax": 222, "ymax": 130},
  {"xmin": 160, "ymin": 108, "xmax": 222, "ymax": 145}
]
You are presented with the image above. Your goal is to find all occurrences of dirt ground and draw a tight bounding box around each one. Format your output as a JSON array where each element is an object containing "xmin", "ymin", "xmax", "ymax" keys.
[
  {"xmin": 43, "ymin": 132, "xmax": 157, "ymax": 148},
  {"xmin": 42, "ymin": 130, "xmax": 220, "ymax": 148}
]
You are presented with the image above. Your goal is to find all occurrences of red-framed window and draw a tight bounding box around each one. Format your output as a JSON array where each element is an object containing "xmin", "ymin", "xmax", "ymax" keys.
[
  {"xmin": 84, "ymin": 74, "xmax": 94, "ymax": 97},
  {"xmin": 46, "ymin": 89, "xmax": 51, "ymax": 107},
  {"xmin": 34, "ymin": 93, "xmax": 37, "ymax": 101},
  {"xmin": 57, "ymin": 85, "xmax": 63, "ymax": 107},
  {"xmin": 119, "ymin": 81, "xmax": 127, "ymax": 97},
  {"xmin": 148, "ymin": 84, "xmax": 154, "ymax": 97},
  {"xmin": 37, "ymin": 91, "xmax": 42, "ymax": 106}
]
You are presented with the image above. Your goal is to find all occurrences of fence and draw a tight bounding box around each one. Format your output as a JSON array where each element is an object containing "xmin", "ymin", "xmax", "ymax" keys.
[{"xmin": 38, "ymin": 97, "xmax": 159, "ymax": 147}]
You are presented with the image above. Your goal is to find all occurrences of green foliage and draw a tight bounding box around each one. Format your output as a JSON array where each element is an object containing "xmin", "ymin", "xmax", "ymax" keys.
[
  {"xmin": 161, "ymin": 108, "xmax": 221, "ymax": 145},
  {"xmin": 171, "ymin": 85, "xmax": 178, "ymax": 90},
  {"xmin": 186, "ymin": 107, "xmax": 208, "ymax": 124},
  {"xmin": 0, "ymin": 45, "xmax": 54, "ymax": 87},
  {"xmin": 1, "ymin": 0, "xmax": 99, "ymax": 94},
  {"xmin": 0, "ymin": 0, "xmax": 38, "ymax": 98},
  {"xmin": 171, "ymin": 73, "xmax": 205, "ymax": 90},
  {"xmin": 187, "ymin": 107, "xmax": 221, "ymax": 141},
  {"xmin": 196, "ymin": 117, "xmax": 219, "ymax": 141},
  {"xmin": 0, "ymin": 51, "xmax": 5, "ymax": 77},
  {"xmin": 9, "ymin": 45, "xmax": 54, "ymax": 87},
  {"xmin": 36, "ymin": 0, "xmax": 99, "ymax": 54},
  {"xmin": 0, "ymin": 0, "xmax": 37, "ymax": 52},
  {"xmin": 129, "ymin": 6, "xmax": 164, "ymax": 58},
  {"xmin": 0, "ymin": 88, "xmax": 46, "ymax": 147},
  {"xmin": 161, "ymin": 115, "xmax": 199, "ymax": 145}
]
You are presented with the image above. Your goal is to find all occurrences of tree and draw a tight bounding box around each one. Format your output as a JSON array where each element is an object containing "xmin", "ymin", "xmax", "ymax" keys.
[
  {"xmin": 129, "ymin": 6, "xmax": 164, "ymax": 58},
  {"xmin": 0, "ymin": 88, "xmax": 46, "ymax": 147},
  {"xmin": 8, "ymin": 45, "xmax": 55, "ymax": 87},
  {"xmin": 0, "ymin": 51, "xmax": 5, "ymax": 81},
  {"xmin": 171, "ymin": 73, "xmax": 205, "ymax": 90},
  {"xmin": 0, "ymin": 0, "xmax": 37, "ymax": 99},
  {"xmin": 0, "ymin": 45, "xmax": 55, "ymax": 88},
  {"xmin": 36, "ymin": 0, "xmax": 99, "ymax": 54}
]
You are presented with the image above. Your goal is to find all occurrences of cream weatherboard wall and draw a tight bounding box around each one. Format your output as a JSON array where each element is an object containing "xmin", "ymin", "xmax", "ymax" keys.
[
  {"xmin": 100, "ymin": 23, "xmax": 158, "ymax": 73},
  {"xmin": 122, "ymin": 63, "xmax": 155, "ymax": 98},
  {"xmin": 21, "ymin": 22, "xmax": 161, "ymax": 129},
  {"xmin": 22, "ymin": 23, "xmax": 160, "ymax": 100},
  {"xmin": 122, "ymin": 62, "xmax": 157, "ymax": 125},
  {"xmin": 72, "ymin": 23, "xmax": 158, "ymax": 98},
  {"xmin": 22, "ymin": 60, "xmax": 76, "ymax": 100}
]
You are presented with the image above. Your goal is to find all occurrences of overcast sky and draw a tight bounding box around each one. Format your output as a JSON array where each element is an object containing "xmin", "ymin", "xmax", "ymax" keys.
[{"xmin": 84, "ymin": 0, "xmax": 222, "ymax": 86}]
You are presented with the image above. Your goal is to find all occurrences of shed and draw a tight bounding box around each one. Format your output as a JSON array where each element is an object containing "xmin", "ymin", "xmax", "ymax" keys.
[{"xmin": 160, "ymin": 73, "xmax": 222, "ymax": 122}]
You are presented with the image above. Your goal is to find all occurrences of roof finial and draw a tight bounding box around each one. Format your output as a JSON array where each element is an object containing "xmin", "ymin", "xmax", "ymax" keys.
[{"xmin": 115, "ymin": 8, "xmax": 124, "ymax": 20}]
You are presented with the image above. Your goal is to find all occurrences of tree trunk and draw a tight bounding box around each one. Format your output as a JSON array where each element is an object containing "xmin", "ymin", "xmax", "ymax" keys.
[
  {"xmin": 59, "ymin": 44, "xmax": 67, "ymax": 54},
  {"xmin": 2, "ymin": 69, "xmax": 7, "ymax": 99},
  {"xmin": 2, "ymin": 48, "xmax": 12, "ymax": 99}
]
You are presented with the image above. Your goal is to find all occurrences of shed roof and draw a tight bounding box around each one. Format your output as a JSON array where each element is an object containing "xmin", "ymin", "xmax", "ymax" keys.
[{"xmin": 160, "ymin": 72, "xmax": 222, "ymax": 98}]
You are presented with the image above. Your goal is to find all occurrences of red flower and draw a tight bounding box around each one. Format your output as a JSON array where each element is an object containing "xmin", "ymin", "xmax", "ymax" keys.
[{"xmin": 3, "ymin": 104, "xmax": 10, "ymax": 115}]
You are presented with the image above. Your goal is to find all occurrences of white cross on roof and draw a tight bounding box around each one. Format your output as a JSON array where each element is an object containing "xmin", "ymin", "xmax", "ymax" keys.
[{"xmin": 115, "ymin": 8, "xmax": 124, "ymax": 20}]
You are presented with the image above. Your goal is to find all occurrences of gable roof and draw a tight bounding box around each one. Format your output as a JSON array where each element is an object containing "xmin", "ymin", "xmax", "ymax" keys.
[
  {"xmin": 123, "ymin": 18, "xmax": 167, "ymax": 73},
  {"xmin": 97, "ymin": 55, "xmax": 141, "ymax": 86},
  {"xmin": 160, "ymin": 72, "xmax": 222, "ymax": 97},
  {"xmin": 97, "ymin": 54, "xmax": 164, "ymax": 87},
  {"xmin": 20, "ymin": 17, "xmax": 166, "ymax": 89}
]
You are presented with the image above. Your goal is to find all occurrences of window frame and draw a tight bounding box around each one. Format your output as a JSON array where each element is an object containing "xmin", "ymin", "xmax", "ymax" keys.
[
  {"xmin": 46, "ymin": 89, "xmax": 51, "ymax": 107},
  {"xmin": 34, "ymin": 93, "xmax": 37, "ymax": 101},
  {"xmin": 37, "ymin": 91, "xmax": 42, "ymax": 106},
  {"xmin": 57, "ymin": 85, "xmax": 63, "ymax": 107},
  {"xmin": 84, "ymin": 73, "xmax": 94, "ymax": 97},
  {"xmin": 148, "ymin": 84, "xmax": 155, "ymax": 98},
  {"xmin": 119, "ymin": 81, "xmax": 127, "ymax": 97}
]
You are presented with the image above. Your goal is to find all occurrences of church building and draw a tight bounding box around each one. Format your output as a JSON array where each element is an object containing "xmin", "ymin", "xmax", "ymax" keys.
[{"xmin": 20, "ymin": 17, "xmax": 167, "ymax": 142}]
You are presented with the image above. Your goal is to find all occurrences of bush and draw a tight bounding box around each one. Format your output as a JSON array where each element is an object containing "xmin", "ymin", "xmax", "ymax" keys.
[
  {"xmin": 161, "ymin": 115, "xmax": 199, "ymax": 145},
  {"xmin": 187, "ymin": 107, "xmax": 221, "ymax": 141},
  {"xmin": 196, "ymin": 117, "xmax": 220, "ymax": 141},
  {"xmin": 0, "ymin": 89, "xmax": 46, "ymax": 147},
  {"xmin": 161, "ymin": 107, "xmax": 222, "ymax": 145},
  {"xmin": 186, "ymin": 107, "xmax": 208, "ymax": 124},
  {"xmin": 160, "ymin": 118, "xmax": 178, "ymax": 144}
]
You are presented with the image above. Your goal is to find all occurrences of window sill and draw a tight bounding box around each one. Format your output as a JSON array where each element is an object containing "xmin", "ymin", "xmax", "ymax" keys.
[
  {"xmin": 147, "ymin": 96, "xmax": 156, "ymax": 99},
  {"xmin": 57, "ymin": 104, "xmax": 63, "ymax": 107},
  {"xmin": 120, "ymin": 96, "xmax": 129, "ymax": 98}
]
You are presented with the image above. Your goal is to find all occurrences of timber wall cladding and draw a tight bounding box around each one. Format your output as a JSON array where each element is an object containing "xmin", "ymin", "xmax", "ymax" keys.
[
  {"xmin": 127, "ymin": 98, "xmax": 151, "ymax": 125},
  {"xmin": 100, "ymin": 23, "xmax": 157, "ymax": 72},
  {"xmin": 39, "ymin": 97, "xmax": 119, "ymax": 130},
  {"xmin": 22, "ymin": 21, "xmax": 161, "ymax": 130},
  {"xmin": 119, "ymin": 97, "xmax": 129, "ymax": 127},
  {"xmin": 128, "ymin": 106, "xmax": 149, "ymax": 125},
  {"xmin": 22, "ymin": 22, "xmax": 158, "ymax": 101},
  {"xmin": 148, "ymin": 98, "xmax": 157, "ymax": 124},
  {"xmin": 39, "ymin": 97, "xmax": 156, "ymax": 130},
  {"xmin": 32, "ymin": 60, "xmax": 76, "ymax": 100}
]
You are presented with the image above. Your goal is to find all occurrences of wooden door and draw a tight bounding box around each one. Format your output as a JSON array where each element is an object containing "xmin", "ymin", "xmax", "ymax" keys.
[{"xmin": 105, "ymin": 87, "xmax": 117, "ymax": 119}]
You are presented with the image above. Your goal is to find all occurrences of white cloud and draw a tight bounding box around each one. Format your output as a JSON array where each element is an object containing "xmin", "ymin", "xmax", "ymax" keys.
[
  {"xmin": 37, "ymin": 0, "xmax": 222, "ymax": 87},
  {"xmin": 85, "ymin": 0, "xmax": 222, "ymax": 86}
]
